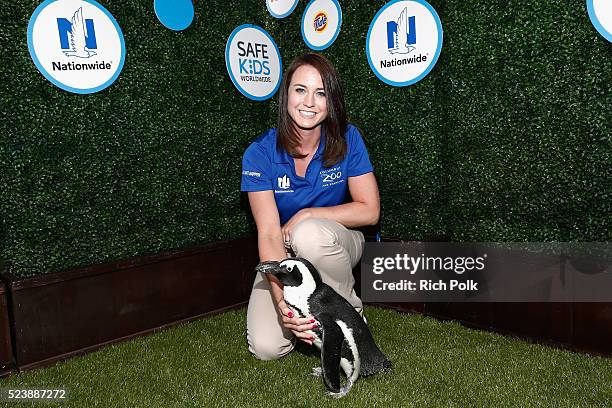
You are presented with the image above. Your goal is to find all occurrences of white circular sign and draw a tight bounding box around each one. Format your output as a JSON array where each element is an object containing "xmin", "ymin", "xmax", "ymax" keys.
[
  {"xmin": 366, "ymin": 0, "xmax": 443, "ymax": 87},
  {"xmin": 587, "ymin": 0, "xmax": 612, "ymax": 42},
  {"xmin": 301, "ymin": 0, "xmax": 342, "ymax": 50},
  {"xmin": 266, "ymin": 0, "xmax": 299, "ymax": 19},
  {"xmin": 27, "ymin": 0, "xmax": 126, "ymax": 94},
  {"xmin": 225, "ymin": 24, "xmax": 282, "ymax": 101}
]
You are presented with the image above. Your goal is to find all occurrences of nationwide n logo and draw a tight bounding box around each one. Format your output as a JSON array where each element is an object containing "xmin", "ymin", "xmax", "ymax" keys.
[
  {"xmin": 27, "ymin": 0, "xmax": 126, "ymax": 94},
  {"xmin": 57, "ymin": 7, "xmax": 97, "ymax": 58},
  {"xmin": 387, "ymin": 7, "xmax": 415, "ymax": 54},
  {"xmin": 366, "ymin": 0, "xmax": 443, "ymax": 87},
  {"xmin": 277, "ymin": 175, "xmax": 291, "ymax": 189}
]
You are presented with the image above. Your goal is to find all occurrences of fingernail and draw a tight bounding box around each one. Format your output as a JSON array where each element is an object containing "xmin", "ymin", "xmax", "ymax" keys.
[
  {"xmin": 310, "ymin": 319, "xmax": 316, "ymax": 323},
  {"xmin": 311, "ymin": 324, "xmax": 318, "ymax": 330},
  {"xmin": 288, "ymin": 311, "xmax": 294, "ymax": 318}
]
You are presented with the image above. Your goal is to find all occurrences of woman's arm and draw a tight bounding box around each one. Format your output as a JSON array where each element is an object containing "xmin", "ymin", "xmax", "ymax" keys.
[
  {"xmin": 248, "ymin": 190, "xmax": 318, "ymax": 344},
  {"xmin": 248, "ymin": 190, "xmax": 288, "ymax": 311},
  {"xmin": 248, "ymin": 190, "xmax": 287, "ymax": 262},
  {"xmin": 281, "ymin": 172, "xmax": 380, "ymax": 242}
]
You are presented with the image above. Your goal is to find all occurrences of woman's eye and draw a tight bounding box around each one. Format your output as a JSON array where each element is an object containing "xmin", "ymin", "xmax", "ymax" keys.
[
  {"xmin": 295, "ymin": 88, "xmax": 305, "ymax": 94},
  {"xmin": 317, "ymin": 91, "xmax": 326, "ymax": 97}
]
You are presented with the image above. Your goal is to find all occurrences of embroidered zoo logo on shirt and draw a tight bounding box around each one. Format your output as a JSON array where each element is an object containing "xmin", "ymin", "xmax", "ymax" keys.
[{"xmin": 320, "ymin": 167, "xmax": 344, "ymax": 187}]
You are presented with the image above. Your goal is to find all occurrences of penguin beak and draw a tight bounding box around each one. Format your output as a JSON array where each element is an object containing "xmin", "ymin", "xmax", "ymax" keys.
[{"xmin": 254, "ymin": 261, "xmax": 281, "ymax": 275}]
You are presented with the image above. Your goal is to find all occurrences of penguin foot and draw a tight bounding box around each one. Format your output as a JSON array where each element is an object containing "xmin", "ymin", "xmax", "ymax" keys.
[
  {"xmin": 311, "ymin": 367, "xmax": 322, "ymax": 377},
  {"xmin": 328, "ymin": 379, "xmax": 354, "ymax": 399}
]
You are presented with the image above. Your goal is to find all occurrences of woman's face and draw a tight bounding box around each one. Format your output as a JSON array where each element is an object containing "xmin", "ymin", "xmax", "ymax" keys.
[{"xmin": 287, "ymin": 64, "xmax": 328, "ymax": 131}]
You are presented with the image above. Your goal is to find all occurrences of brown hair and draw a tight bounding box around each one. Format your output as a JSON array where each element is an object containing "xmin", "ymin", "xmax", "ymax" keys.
[{"xmin": 277, "ymin": 53, "xmax": 347, "ymax": 168}]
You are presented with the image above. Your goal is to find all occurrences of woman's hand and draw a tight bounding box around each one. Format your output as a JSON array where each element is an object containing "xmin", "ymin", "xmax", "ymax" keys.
[
  {"xmin": 281, "ymin": 208, "xmax": 315, "ymax": 246},
  {"xmin": 276, "ymin": 299, "xmax": 319, "ymax": 345}
]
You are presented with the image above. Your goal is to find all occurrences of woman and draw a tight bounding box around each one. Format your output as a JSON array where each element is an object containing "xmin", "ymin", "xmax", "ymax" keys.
[{"xmin": 241, "ymin": 53, "xmax": 380, "ymax": 360}]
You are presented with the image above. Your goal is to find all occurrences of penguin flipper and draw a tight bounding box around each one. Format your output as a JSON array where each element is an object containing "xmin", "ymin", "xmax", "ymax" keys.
[{"xmin": 318, "ymin": 314, "xmax": 344, "ymax": 393}]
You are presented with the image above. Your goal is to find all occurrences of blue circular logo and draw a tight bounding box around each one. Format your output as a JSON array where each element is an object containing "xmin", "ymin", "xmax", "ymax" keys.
[
  {"xmin": 587, "ymin": 0, "xmax": 612, "ymax": 42},
  {"xmin": 301, "ymin": 0, "xmax": 342, "ymax": 51},
  {"xmin": 267, "ymin": 0, "xmax": 299, "ymax": 19},
  {"xmin": 225, "ymin": 24, "xmax": 283, "ymax": 101},
  {"xmin": 27, "ymin": 0, "xmax": 126, "ymax": 94},
  {"xmin": 366, "ymin": 0, "xmax": 443, "ymax": 87},
  {"xmin": 154, "ymin": 0, "xmax": 194, "ymax": 31}
]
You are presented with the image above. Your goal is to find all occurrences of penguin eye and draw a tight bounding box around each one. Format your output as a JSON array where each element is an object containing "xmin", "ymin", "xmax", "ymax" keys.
[{"xmin": 287, "ymin": 266, "xmax": 293, "ymax": 272}]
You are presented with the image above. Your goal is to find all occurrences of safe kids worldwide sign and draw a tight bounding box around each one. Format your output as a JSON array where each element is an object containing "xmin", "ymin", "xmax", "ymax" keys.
[
  {"xmin": 301, "ymin": 0, "xmax": 342, "ymax": 51},
  {"xmin": 27, "ymin": 0, "xmax": 126, "ymax": 94},
  {"xmin": 366, "ymin": 0, "xmax": 442, "ymax": 87},
  {"xmin": 225, "ymin": 24, "xmax": 282, "ymax": 101}
]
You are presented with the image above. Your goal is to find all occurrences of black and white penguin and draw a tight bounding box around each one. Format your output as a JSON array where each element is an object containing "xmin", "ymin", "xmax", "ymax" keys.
[{"xmin": 256, "ymin": 257, "xmax": 392, "ymax": 398}]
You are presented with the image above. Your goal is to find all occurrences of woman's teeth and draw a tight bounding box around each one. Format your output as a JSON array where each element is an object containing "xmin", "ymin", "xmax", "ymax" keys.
[{"xmin": 299, "ymin": 110, "xmax": 316, "ymax": 118}]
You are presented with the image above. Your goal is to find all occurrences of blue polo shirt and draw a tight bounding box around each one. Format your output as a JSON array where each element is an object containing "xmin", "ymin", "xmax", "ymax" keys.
[{"xmin": 241, "ymin": 124, "xmax": 374, "ymax": 225}]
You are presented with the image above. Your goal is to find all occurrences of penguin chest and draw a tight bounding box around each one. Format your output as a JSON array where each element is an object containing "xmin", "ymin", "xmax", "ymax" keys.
[
  {"xmin": 283, "ymin": 286, "xmax": 312, "ymax": 317},
  {"xmin": 281, "ymin": 264, "xmax": 317, "ymax": 317}
]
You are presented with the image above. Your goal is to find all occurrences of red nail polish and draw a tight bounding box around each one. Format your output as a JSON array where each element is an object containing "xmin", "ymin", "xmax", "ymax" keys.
[
  {"xmin": 311, "ymin": 324, "xmax": 318, "ymax": 330},
  {"xmin": 288, "ymin": 311, "xmax": 294, "ymax": 318},
  {"xmin": 310, "ymin": 319, "xmax": 316, "ymax": 323}
]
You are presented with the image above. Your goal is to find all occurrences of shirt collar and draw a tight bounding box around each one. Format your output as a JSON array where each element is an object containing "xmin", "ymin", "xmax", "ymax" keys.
[{"xmin": 274, "ymin": 126, "xmax": 326, "ymax": 164}]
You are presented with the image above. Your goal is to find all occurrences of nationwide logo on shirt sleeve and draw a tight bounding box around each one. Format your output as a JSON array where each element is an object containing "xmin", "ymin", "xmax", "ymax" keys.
[
  {"xmin": 27, "ymin": 0, "xmax": 126, "ymax": 94},
  {"xmin": 242, "ymin": 170, "xmax": 262, "ymax": 177}
]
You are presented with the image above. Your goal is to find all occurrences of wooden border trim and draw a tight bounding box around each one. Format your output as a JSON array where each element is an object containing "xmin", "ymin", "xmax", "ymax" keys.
[
  {"xmin": 0, "ymin": 281, "xmax": 15, "ymax": 376},
  {"xmin": 3, "ymin": 237, "xmax": 259, "ymax": 371}
]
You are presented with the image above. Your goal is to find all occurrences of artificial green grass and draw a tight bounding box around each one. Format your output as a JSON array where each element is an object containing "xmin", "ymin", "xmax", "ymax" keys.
[{"xmin": 1, "ymin": 306, "xmax": 611, "ymax": 407}]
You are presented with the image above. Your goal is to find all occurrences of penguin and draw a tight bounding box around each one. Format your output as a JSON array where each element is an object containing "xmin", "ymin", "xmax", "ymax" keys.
[{"xmin": 256, "ymin": 257, "xmax": 392, "ymax": 398}]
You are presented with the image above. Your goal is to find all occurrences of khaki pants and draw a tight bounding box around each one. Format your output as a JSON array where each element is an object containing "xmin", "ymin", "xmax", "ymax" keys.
[{"xmin": 246, "ymin": 218, "xmax": 365, "ymax": 360}]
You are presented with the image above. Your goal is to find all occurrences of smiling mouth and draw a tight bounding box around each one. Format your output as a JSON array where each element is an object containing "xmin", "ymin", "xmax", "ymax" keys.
[{"xmin": 298, "ymin": 110, "xmax": 316, "ymax": 118}]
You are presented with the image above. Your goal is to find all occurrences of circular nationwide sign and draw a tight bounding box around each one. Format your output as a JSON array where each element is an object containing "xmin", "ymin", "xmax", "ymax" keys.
[
  {"xmin": 587, "ymin": 0, "xmax": 612, "ymax": 42},
  {"xmin": 366, "ymin": 0, "xmax": 442, "ymax": 87},
  {"xmin": 266, "ymin": 0, "xmax": 299, "ymax": 19},
  {"xmin": 301, "ymin": 0, "xmax": 342, "ymax": 50},
  {"xmin": 27, "ymin": 0, "xmax": 126, "ymax": 94},
  {"xmin": 225, "ymin": 24, "xmax": 282, "ymax": 101}
]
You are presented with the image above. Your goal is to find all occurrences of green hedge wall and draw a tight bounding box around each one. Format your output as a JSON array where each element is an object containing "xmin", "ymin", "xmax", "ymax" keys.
[
  {"xmin": 0, "ymin": 0, "xmax": 271, "ymax": 278},
  {"xmin": 443, "ymin": 0, "xmax": 611, "ymax": 241},
  {"xmin": 0, "ymin": 0, "xmax": 609, "ymax": 278}
]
